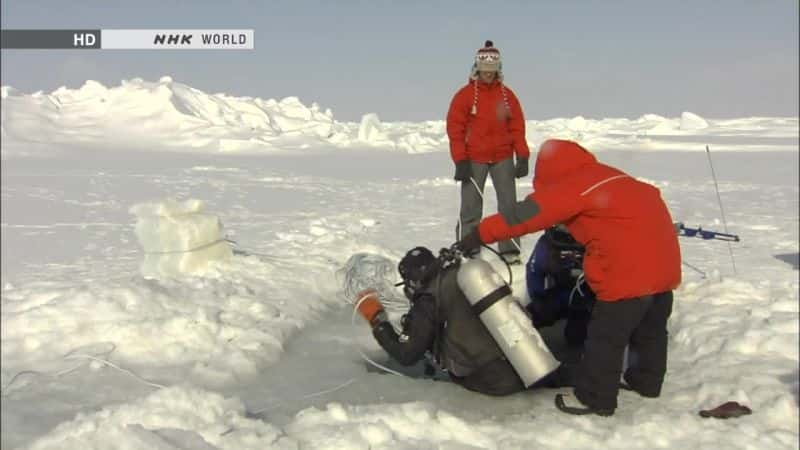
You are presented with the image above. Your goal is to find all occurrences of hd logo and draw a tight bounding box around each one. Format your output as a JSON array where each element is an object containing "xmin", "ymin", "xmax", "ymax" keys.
[{"xmin": 0, "ymin": 29, "xmax": 253, "ymax": 49}]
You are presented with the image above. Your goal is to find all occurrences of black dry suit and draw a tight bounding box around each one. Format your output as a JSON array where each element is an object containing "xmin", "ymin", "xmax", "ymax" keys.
[{"xmin": 372, "ymin": 263, "xmax": 525, "ymax": 396}]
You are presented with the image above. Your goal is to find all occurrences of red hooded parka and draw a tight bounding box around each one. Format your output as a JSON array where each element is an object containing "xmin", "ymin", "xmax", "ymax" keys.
[
  {"xmin": 447, "ymin": 79, "xmax": 530, "ymax": 164},
  {"xmin": 479, "ymin": 139, "xmax": 682, "ymax": 301}
]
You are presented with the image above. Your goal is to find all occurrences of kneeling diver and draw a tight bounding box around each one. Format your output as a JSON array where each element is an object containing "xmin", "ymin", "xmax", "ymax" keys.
[{"xmin": 356, "ymin": 246, "xmax": 562, "ymax": 396}]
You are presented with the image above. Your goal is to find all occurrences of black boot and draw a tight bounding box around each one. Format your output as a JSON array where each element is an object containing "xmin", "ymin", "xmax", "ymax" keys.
[
  {"xmin": 620, "ymin": 371, "xmax": 660, "ymax": 398},
  {"xmin": 555, "ymin": 393, "xmax": 615, "ymax": 417}
]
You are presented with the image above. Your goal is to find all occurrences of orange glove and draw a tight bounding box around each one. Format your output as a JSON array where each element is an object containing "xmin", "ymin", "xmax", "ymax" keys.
[{"xmin": 356, "ymin": 289, "xmax": 385, "ymax": 327}]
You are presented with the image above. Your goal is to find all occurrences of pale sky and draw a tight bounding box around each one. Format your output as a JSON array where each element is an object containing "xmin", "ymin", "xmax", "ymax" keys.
[{"xmin": 1, "ymin": 0, "xmax": 798, "ymax": 121}]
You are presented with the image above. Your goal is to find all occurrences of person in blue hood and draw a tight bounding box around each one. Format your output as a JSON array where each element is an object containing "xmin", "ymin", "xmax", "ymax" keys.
[{"xmin": 525, "ymin": 225, "xmax": 596, "ymax": 348}]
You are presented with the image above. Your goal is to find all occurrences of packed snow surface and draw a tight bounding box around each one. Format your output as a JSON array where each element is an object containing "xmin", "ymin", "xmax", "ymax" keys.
[{"xmin": 1, "ymin": 78, "xmax": 798, "ymax": 449}]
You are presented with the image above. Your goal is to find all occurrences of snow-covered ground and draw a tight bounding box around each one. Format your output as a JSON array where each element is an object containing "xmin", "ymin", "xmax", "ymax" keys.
[{"xmin": 1, "ymin": 80, "xmax": 798, "ymax": 450}]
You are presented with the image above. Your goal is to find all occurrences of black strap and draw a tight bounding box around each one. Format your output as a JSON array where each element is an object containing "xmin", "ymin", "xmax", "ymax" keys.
[
  {"xmin": 433, "ymin": 269, "xmax": 445, "ymax": 366},
  {"xmin": 471, "ymin": 285, "xmax": 512, "ymax": 316}
]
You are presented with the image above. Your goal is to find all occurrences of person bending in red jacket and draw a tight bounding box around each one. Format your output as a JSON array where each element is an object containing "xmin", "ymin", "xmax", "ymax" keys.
[
  {"xmin": 457, "ymin": 139, "xmax": 682, "ymax": 416},
  {"xmin": 447, "ymin": 40, "xmax": 530, "ymax": 265}
]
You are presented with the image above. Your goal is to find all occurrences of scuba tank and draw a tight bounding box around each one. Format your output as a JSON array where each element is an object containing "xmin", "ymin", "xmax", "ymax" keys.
[{"xmin": 457, "ymin": 258, "xmax": 560, "ymax": 387}]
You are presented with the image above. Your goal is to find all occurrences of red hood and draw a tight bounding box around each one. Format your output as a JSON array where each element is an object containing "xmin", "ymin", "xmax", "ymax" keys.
[{"xmin": 533, "ymin": 139, "xmax": 597, "ymax": 191}]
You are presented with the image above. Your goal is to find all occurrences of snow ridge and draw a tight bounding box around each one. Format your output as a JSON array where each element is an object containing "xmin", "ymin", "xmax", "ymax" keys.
[{"xmin": 2, "ymin": 77, "xmax": 797, "ymax": 157}]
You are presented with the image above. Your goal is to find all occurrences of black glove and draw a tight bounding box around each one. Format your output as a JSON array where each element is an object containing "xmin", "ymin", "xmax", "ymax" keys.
[
  {"xmin": 515, "ymin": 157, "xmax": 529, "ymax": 178},
  {"xmin": 454, "ymin": 160, "xmax": 472, "ymax": 181},
  {"xmin": 455, "ymin": 229, "xmax": 483, "ymax": 255}
]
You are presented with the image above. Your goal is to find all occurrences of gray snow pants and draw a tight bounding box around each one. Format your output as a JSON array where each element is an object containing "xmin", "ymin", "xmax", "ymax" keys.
[{"xmin": 455, "ymin": 158, "xmax": 520, "ymax": 255}]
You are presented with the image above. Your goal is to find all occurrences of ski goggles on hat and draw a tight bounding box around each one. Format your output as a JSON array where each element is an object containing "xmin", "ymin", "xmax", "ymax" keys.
[{"xmin": 476, "ymin": 52, "xmax": 500, "ymax": 63}]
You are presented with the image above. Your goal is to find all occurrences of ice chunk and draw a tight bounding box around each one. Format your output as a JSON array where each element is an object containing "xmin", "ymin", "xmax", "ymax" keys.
[
  {"xmin": 130, "ymin": 198, "xmax": 232, "ymax": 278},
  {"xmin": 357, "ymin": 113, "xmax": 389, "ymax": 142},
  {"xmin": 680, "ymin": 111, "xmax": 709, "ymax": 130}
]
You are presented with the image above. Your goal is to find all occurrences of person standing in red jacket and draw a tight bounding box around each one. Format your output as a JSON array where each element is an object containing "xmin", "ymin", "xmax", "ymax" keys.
[
  {"xmin": 447, "ymin": 40, "xmax": 530, "ymax": 264},
  {"xmin": 456, "ymin": 139, "xmax": 682, "ymax": 416}
]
